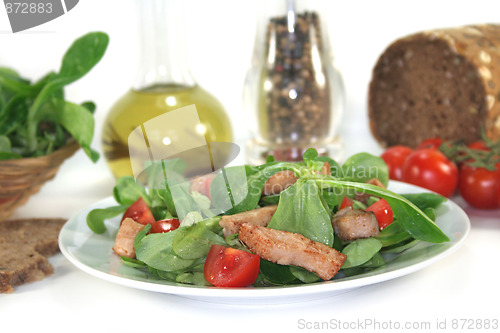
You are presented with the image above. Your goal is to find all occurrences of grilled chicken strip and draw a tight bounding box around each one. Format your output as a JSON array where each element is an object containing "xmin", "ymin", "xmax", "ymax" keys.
[
  {"xmin": 238, "ymin": 224, "xmax": 347, "ymax": 281},
  {"xmin": 112, "ymin": 218, "xmax": 145, "ymax": 258},
  {"xmin": 219, "ymin": 205, "xmax": 278, "ymax": 237},
  {"xmin": 262, "ymin": 171, "xmax": 298, "ymax": 195},
  {"xmin": 332, "ymin": 207, "xmax": 379, "ymax": 242}
]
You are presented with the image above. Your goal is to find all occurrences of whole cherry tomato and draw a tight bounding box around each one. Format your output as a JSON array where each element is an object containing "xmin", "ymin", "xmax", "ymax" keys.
[
  {"xmin": 459, "ymin": 163, "xmax": 500, "ymax": 209},
  {"xmin": 467, "ymin": 141, "xmax": 490, "ymax": 151},
  {"xmin": 402, "ymin": 149, "xmax": 459, "ymax": 197},
  {"xmin": 417, "ymin": 138, "xmax": 443, "ymax": 150},
  {"xmin": 381, "ymin": 145, "xmax": 414, "ymax": 181},
  {"xmin": 150, "ymin": 218, "xmax": 181, "ymax": 233},
  {"xmin": 497, "ymin": 183, "xmax": 500, "ymax": 207},
  {"xmin": 453, "ymin": 141, "xmax": 491, "ymax": 168}
]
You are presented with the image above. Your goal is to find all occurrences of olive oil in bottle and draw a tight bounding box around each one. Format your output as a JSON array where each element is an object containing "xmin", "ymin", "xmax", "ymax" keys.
[
  {"xmin": 101, "ymin": 0, "xmax": 232, "ymax": 178},
  {"xmin": 102, "ymin": 84, "xmax": 232, "ymax": 178}
]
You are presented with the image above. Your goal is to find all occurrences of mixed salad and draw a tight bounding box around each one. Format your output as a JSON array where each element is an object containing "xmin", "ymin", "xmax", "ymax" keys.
[{"xmin": 87, "ymin": 149, "xmax": 449, "ymax": 287}]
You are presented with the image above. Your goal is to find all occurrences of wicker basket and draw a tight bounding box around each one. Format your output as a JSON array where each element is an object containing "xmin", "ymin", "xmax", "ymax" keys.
[{"xmin": 0, "ymin": 141, "xmax": 80, "ymax": 222}]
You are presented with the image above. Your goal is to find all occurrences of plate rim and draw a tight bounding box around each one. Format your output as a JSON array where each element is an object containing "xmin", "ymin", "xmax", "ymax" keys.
[{"xmin": 59, "ymin": 181, "xmax": 471, "ymax": 299}]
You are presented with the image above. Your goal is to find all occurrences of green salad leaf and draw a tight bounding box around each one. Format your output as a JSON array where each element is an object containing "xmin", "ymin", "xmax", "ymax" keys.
[
  {"xmin": 267, "ymin": 179, "xmax": 334, "ymax": 247},
  {"xmin": 341, "ymin": 238, "xmax": 383, "ymax": 269},
  {"xmin": 401, "ymin": 193, "xmax": 447, "ymax": 211},
  {"xmin": 86, "ymin": 205, "xmax": 127, "ymax": 234},
  {"xmin": 172, "ymin": 221, "xmax": 225, "ymax": 259},
  {"xmin": 57, "ymin": 100, "xmax": 98, "ymax": 162},
  {"xmin": 340, "ymin": 152, "xmax": 389, "ymax": 186},
  {"xmin": 113, "ymin": 176, "xmax": 150, "ymax": 206},
  {"xmin": 375, "ymin": 220, "xmax": 412, "ymax": 247},
  {"xmin": 135, "ymin": 230, "xmax": 196, "ymax": 272},
  {"xmin": 259, "ymin": 260, "xmax": 297, "ymax": 285}
]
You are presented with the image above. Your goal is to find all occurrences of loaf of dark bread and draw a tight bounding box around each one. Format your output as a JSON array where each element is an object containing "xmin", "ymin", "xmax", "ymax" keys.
[
  {"xmin": 369, "ymin": 24, "xmax": 500, "ymax": 148},
  {"xmin": 0, "ymin": 218, "xmax": 66, "ymax": 293}
]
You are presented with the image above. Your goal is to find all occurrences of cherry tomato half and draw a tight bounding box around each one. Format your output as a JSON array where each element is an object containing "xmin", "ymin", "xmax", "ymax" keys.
[
  {"xmin": 381, "ymin": 145, "xmax": 414, "ymax": 181},
  {"xmin": 365, "ymin": 198, "xmax": 394, "ymax": 229},
  {"xmin": 122, "ymin": 197, "xmax": 156, "ymax": 225},
  {"xmin": 204, "ymin": 245, "xmax": 260, "ymax": 287},
  {"xmin": 339, "ymin": 196, "xmax": 354, "ymax": 210},
  {"xmin": 150, "ymin": 218, "xmax": 181, "ymax": 233},
  {"xmin": 190, "ymin": 174, "xmax": 216, "ymax": 199},
  {"xmin": 459, "ymin": 163, "xmax": 500, "ymax": 209},
  {"xmin": 402, "ymin": 149, "xmax": 458, "ymax": 197}
]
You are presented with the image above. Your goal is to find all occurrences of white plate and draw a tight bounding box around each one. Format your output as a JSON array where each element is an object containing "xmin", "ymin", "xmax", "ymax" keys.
[{"xmin": 59, "ymin": 181, "xmax": 470, "ymax": 304}]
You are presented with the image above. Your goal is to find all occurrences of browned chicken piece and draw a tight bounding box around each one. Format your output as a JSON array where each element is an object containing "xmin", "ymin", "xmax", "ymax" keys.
[
  {"xmin": 238, "ymin": 224, "xmax": 347, "ymax": 281},
  {"xmin": 354, "ymin": 178, "xmax": 386, "ymax": 204},
  {"xmin": 331, "ymin": 207, "xmax": 380, "ymax": 242},
  {"xmin": 366, "ymin": 178, "xmax": 386, "ymax": 188},
  {"xmin": 219, "ymin": 205, "xmax": 278, "ymax": 237},
  {"xmin": 112, "ymin": 218, "xmax": 145, "ymax": 258},
  {"xmin": 262, "ymin": 170, "xmax": 298, "ymax": 195},
  {"xmin": 261, "ymin": 162, "xmax": 329, "ymax": 196},
  {"xmin": 318, "ymin": 161, "xmax": 331, "ymax": 175}
]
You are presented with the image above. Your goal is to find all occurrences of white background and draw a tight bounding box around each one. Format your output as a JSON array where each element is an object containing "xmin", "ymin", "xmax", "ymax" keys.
[
  {"xmin": 1, "ymin": 1, "xmax": 500, "ymax": 333},
  {"xmin": 2, "ymin": 0, "xmax": 500, "ymax": 157}
]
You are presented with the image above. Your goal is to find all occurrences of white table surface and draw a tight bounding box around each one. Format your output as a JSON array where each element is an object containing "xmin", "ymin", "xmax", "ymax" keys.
[{"xmin": 2, "ymin": 1, "xmax": 500, "ymax": 332}]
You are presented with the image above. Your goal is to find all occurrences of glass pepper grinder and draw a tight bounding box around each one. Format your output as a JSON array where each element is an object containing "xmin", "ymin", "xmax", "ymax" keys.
[
  {"xmin": 102, "ymin": 0, "xmax": 233, "ymax": 179},
  {"xmin": 243, "ymin": 0, "xmax": 344, "ymax": 164}
]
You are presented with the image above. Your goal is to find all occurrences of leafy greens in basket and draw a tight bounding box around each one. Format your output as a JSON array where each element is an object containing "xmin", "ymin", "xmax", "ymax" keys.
[
  {"xmin": 87, "ymin": 149, "xmax": 448, "ymax": 287},
  {"xmin": 0, "ymin": 32, "xmax": 109, "ymax": 161}
]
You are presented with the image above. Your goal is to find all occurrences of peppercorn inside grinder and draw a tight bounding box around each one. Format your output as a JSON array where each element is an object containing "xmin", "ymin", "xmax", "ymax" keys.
[{"xmin": 243, "ymin": 0, "xmax": 345, "ymax": 164}]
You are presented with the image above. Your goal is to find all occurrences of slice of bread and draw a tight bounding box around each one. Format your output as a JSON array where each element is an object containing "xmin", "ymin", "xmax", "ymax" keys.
[
  {"xmin": 0, "ymin": 218, "xmax": 66, "ymax": 293},
  {"xmin": 369, "ymin": 24, "xmax": 500, "ymax": 148}
]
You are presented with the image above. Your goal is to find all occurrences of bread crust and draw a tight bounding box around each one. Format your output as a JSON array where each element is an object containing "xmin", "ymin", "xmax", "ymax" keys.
[
  {"xmin": 369, "ymin": 24, "xmax": 500, "ymax": 148},
  {"xmin": 0, "ymin": 218, "xmax": 66, "ymax": 293}
]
